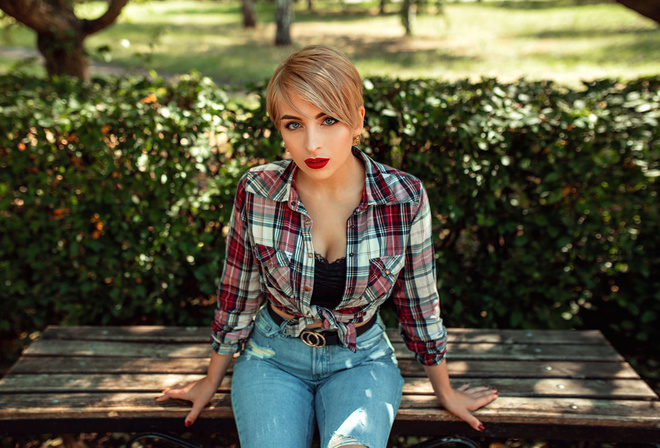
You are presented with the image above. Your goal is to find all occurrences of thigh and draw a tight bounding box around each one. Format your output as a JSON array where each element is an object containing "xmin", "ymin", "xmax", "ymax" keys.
[
  {"xmin": 315, "ymin": 360, "xmax": 404, "ymax": 448},
  {"xmin": 231, "ymin": 350, "xmax": 316, "ymax": 448}
]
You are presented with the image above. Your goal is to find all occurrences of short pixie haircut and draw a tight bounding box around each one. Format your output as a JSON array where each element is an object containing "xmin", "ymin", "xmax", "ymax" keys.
[{"xmin": 266, "ymin": 45, "xmax": 364, "ymax": 131}]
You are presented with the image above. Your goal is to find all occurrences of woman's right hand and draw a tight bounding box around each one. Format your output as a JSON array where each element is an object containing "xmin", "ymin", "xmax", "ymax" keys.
[{"xmin": 156, "ymin": 377, "xmax": 218, "ymax": 427}]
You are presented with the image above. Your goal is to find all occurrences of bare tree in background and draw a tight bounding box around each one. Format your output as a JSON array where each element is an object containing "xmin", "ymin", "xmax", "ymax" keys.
[
  {"xmin": 275, "ymin": 0, "xmax": 293, "ymax": 46},
  {"xmin": 0, "ymin": 0, "xmax": 129, "ymax": 80},
  {"xmin": 243, "ymin": 0, "xmax": 257, "ymax": 28}
]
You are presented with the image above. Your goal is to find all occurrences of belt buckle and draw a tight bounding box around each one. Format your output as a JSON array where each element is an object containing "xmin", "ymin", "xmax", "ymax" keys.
[{"xmin": 300, "ymin": 330, "xmax": 326, "ymax": 348}]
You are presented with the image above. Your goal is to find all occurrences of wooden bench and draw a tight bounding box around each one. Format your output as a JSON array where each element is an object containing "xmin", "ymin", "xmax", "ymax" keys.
[{"xmin": 0, "ymin": 326, "xmax": 658, "ymax": 445}]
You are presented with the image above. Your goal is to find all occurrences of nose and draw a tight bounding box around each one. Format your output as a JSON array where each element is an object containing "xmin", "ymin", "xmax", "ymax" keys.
[{"xmin": 304, "ymin": 128, "xmax": 322, "ymax": 153}]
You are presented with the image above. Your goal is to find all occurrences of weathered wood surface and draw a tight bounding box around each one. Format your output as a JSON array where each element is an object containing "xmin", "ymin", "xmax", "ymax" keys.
[{"xmin": 1, "ymin": 326, "xmax": 658, "ymax": 442}]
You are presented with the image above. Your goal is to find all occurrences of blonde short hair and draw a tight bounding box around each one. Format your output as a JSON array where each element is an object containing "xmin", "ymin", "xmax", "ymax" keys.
[{"xmin": 266, "ymin": 45, "xmax": 364, "ymax": 131}]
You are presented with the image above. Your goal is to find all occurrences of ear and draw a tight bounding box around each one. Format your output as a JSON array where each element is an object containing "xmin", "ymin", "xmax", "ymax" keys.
[{"xmin": 354, "ymin": 106, "xmax": 366, "ymax": 135}]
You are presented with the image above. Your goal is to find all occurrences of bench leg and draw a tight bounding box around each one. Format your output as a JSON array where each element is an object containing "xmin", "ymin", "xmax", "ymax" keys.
[
  {"xmin": 407, "ymin": 435, "xmax": 481, "ymax": 448},
  {"xmin": 127, "ymin": 432, "xmax": 206, "ymax": 448}
]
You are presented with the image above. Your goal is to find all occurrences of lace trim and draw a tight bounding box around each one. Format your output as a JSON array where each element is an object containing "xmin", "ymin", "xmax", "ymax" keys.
[{"xmin": 314, "ymin": 252, "xmax": 347, "ymax": 267}]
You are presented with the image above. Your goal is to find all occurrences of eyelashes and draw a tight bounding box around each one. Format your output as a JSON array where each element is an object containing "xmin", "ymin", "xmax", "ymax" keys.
[{"xmin": 282, "ymin": 116, "xmax": 339, "ymax": 130}]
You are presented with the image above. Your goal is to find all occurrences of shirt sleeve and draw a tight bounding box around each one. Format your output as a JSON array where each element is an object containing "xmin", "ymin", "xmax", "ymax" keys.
[
  {"xmin": 211, "ymin": 174, "xmax": 264, "ymax": 355},
  {"xmin": 391, "ymin": 184, "xmax": 448, "ymax": 366}
]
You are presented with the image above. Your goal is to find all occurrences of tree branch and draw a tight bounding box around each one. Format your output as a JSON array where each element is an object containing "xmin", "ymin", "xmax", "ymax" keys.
[
  {"xmin": 0, "ymin": 0, "xmax": 78, "ymax": 34},
  {"xmin": 81, "ymin": 0, "xmax": 129, "ymax": 36}
]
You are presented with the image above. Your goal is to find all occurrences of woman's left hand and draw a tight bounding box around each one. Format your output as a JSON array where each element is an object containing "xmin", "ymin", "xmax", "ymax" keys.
[
  {"xmin": 424, "ymin": 362, "xmax": 498, "ymax": 432},
  {"xmin": 435, "ymin": 382, "xmax": 498, "ymax": 432}
]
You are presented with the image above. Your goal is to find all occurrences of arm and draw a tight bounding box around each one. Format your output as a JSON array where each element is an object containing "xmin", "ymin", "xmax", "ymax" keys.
[
  {"xmin": 424, "ymin": 361, "xmax": 497, "ymax": 432},
  {"xmin": 157, "ymin": 174, "xmax": 260, "ymax": 426},
  {"xmin": 393, "ymin": 184, "xmax": 497, "ymax": 429},
  {"xmin": 156, "ymin": 351, "xmax": 234, "ymax": 426}
]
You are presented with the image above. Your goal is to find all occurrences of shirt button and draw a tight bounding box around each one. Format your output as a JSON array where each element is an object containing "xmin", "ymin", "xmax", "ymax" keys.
[
  {"xmin": 349, "ymin": 253, "xmax": 354, "ymax": 257},
  {"xmin": 308, "ymin": 253, "xmax": 313, "ymax": 258},
  {"xmin": 305, "ymin": 219, "xmax": 311, "ymax": 226},
  {"xmin": 304, "ymin": 286, "xmax": 310, "ymax": 292},
  {"xmin": 385, "ymin": 269, "xmax": 391, "ymax": 275}
]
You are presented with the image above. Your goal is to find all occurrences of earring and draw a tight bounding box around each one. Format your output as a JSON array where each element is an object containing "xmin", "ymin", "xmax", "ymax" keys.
[{"xmin": 352, "ymin": 134, "xmax": 361, "ymax": 146}]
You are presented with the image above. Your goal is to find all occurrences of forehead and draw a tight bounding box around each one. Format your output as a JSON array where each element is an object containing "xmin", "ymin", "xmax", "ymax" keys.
[{"xmin": 278, "ymin": 94, "xmax": 325, "ymax": 120}]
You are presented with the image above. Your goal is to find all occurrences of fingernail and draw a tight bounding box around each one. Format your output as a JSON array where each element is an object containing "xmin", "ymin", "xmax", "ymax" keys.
[
  {"xmin": 185, "ymin": 421, "xmax": 192, "ymax": 427},
  {"xmin": 478, "ymin": 424, "xmax": 486, "ymax": 431}
]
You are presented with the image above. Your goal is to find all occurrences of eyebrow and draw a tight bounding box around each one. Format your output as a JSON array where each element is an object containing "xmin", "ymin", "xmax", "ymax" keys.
[{"xmin": 281, "ymin": 112, "xmax": 327, "ymax": 121}]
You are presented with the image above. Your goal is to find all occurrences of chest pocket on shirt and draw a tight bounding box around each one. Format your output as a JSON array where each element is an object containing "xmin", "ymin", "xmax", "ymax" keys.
[
  {"xmin": 253, "ymin": 244, "xmax": 294, "ymax": 298},
  {"xmin": 363, "ymin": 255, "xmax": 405, "ymax": 303}
]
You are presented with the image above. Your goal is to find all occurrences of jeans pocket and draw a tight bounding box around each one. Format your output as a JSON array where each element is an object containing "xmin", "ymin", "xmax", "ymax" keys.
[
  {"xmin": 355, "ymin": 318, "xmax": 387, "ymax": 351},
  {"xmin": 253, "ymin": 307, "xmax": 281, "ymax": 338}
]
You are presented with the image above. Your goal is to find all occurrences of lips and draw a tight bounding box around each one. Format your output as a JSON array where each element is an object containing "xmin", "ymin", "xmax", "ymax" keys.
[{"xmin": 304, "ymin": 158, "xmax": 329, "ymax": 169}]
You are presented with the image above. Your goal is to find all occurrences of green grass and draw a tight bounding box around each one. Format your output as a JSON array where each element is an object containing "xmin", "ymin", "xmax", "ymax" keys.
[{"xmin": 1, "ymin": 0, "xmax": 659, "ymax": 87}]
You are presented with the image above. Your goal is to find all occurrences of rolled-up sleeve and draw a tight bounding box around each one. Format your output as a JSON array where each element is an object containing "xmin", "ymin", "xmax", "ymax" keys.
[
  {"xmin": 391, "ymin": 186, "xmax": 448, "ymax": 366},
  {"xmin": 211, "ymin": 175, "xmax": 264, "ymax": 355}
]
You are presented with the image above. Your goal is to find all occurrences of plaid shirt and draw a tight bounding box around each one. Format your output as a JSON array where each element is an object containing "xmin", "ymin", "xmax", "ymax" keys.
[{"xmin": 211, "ymin": 148, "xmax": 447, "ymax": 365}]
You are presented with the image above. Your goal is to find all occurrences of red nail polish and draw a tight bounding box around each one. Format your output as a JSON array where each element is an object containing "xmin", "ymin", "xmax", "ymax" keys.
[
  {"xmin": 478, "ymin": 424, "xmax": 486, "ymax": 431},
  {"xmin": 185, "ymin": 421, "xmax": 192, "ymax": 427}
]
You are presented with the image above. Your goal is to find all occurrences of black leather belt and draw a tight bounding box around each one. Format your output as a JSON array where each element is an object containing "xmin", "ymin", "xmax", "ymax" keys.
[{"xmin": 267, "ymin": 303, "xmax": 377, "ymax": 348}]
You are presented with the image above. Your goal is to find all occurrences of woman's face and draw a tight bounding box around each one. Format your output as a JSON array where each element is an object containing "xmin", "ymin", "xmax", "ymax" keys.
[{"xmin": 278, "ymin": 95, "xmax": 364, "ymax": 185}]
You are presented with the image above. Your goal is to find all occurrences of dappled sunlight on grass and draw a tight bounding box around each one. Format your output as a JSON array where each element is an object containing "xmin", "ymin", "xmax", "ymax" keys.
[{"xmin": 0, "ymin": 1, "xmax": 658, "ymax": 87}]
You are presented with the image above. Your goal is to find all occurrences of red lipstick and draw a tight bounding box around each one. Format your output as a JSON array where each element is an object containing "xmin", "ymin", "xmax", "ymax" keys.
[{"xmin": 305, "ymin": 158, "xmax": 329, "ymax": 169}]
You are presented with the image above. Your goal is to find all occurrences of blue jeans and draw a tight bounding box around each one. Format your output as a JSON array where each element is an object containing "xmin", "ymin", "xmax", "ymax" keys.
[{"xmin": 231, "ymin": 306, "xmax": 404, "ymax": 448}]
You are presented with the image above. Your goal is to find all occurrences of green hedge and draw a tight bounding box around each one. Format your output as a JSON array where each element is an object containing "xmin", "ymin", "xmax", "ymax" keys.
[{"xmin": 1, "ymin": 74, "xmax": 658, "ymax": 364}]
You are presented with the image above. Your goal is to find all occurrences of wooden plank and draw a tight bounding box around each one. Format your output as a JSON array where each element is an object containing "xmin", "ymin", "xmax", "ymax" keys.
[
  {"xmin": 0, "ymin": 392, "xmax": 233, "ymax": 420},
  {"xmin": 401, "ymin": 377, "xmax": 658, "ymax": 400},
  {"xmin": 1, "ymin": 373, "xmax": 656, "ymax": 401},
  {"xmin": 40, "ymin": 326, "xmax": 609, "ymax": 346},
  {"xmin": 415, "ymin": 342, "xmax": 623, "ymax": 362},
  {"xmin": 0, "ymin": 393, "xmax": 657, "ymax": 429},
  {"xmin": 7, "ymin": 356, "xmax": 214, "ymax": 375},
  {"xmin": 397, "ymin": 396, "xmax": 660, "ymax": 428},
  {"xmin": 9, "ymin": 356, "xmax": 642, "ymax": 381},
  {"xmin": 21, "ymin": 339, "xmax": 623, "ymax": 362},
  {"xmin": 397, "ymin": 359, "xmax": 642, "ymax": 380}
]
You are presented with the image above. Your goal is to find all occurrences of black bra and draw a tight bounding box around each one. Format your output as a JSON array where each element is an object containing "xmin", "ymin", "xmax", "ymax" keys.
[{"xmin": 310, "ymin": 253, "xmax": 347, "ymax": 309}]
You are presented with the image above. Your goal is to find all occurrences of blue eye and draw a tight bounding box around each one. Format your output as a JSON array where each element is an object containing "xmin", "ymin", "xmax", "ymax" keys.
[
  {"xmin": 323, "ymin": 117, "xmax": 338, "ymax": 126},
  {"xmin": 285, "ymin": 122, "xmax": 300, "ymax": 130}
]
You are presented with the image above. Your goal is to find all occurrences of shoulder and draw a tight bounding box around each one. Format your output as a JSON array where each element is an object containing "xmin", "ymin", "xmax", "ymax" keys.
[
  {"xmin": 236, "ymin": 159, "xmax": 293, "ymax": 200},
  {"xmin": 366, "ymin": 155, "xmax": 426, "ymax": 207}
]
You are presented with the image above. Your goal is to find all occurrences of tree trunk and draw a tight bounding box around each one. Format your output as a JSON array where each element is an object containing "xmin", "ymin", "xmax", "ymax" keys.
[
  {"xmin": 307, "ymin": 0, "xmax": 313, "ymax": 13},
  {"xmin": 37, "ymin": 32, "xmax": 89, "ymax": 79},
  {"xmin": 0, "ymin": 0, "xmax": 129, "ymax": 80},
  {"xmin": 401, "ymin": 0, "xmax": 415, "ymax": 37},
  {"xmin": 616, "ymin": 0, "xmax": 660, "ymax": 25},
  {"xmin": 242, "ymin": 0, "xmax": 257, "ymax": 28},
  {"xmin": 275, "ymin": 0, "xmax": 293, "ymax": 46},
  {"xmin": 379, "ymin": 0, "xmax": 386, "ymax": 15}
]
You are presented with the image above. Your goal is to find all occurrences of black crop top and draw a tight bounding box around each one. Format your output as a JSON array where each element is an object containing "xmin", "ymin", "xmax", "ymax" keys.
[{"xmin": 310, "ymin": 253, "xmax": 347, "ymax": 309}]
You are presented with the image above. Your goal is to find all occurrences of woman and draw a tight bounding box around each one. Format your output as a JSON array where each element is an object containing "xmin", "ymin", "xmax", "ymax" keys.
[{"xmin": 157, "ymin": 45, "xmax": 498, "ymax": 448}]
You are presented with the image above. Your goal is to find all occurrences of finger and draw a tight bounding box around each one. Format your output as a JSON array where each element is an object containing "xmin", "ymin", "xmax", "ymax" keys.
[
  {"xmin": 164, "ymin": 388, "xmax": 188, "ymax": 399},
  {"xmin": 466, "ymin": 390, "xmax": 499, "ymax": 411},
  {"xmin": 185, "ymin": 400, "xmax": 207, "ymax": 427},
  {"xmin": 465, "ymin": 385, "xmax": 497, "ymax": 398},
  {"xmin": 457, "ymin": 382, "xmax": 470, "ymax": 392},
  {"xmin": 457, "ymin": 409, "xmax": 485, "ymax": 432}
]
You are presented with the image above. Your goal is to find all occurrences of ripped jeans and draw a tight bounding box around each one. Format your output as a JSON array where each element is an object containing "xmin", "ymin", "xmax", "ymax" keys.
[{"xmin": 231, "ymin": 306, "xmax": 404, "ymax": 448}]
